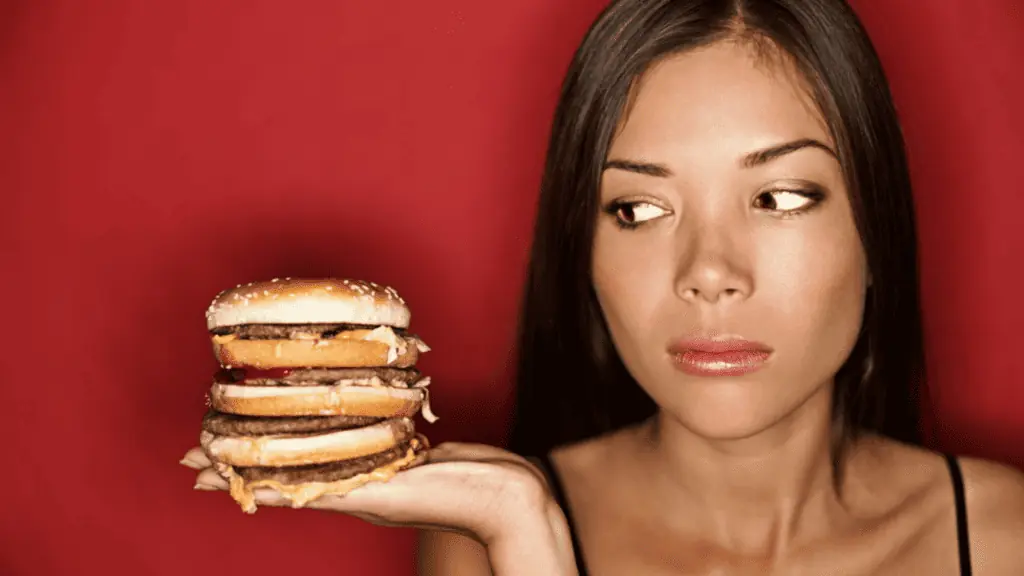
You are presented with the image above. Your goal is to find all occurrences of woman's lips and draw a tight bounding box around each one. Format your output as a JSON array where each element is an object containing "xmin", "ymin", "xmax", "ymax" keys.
[{"xmin": 668, "ymin": 338, "xmax": 773, "ymax": 377}]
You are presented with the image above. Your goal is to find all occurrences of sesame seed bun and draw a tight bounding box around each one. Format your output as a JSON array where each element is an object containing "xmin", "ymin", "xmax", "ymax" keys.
[{"xmin": 205, "ymin": 278, "xmax": 411, "ymax": 330}]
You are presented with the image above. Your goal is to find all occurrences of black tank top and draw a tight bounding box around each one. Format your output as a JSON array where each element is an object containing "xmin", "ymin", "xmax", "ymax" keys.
[{"xmin": 534, "ymin": 453, "xmax": 973, "ymax": 575}]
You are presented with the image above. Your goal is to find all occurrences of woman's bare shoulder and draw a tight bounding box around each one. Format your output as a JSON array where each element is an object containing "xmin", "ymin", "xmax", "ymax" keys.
[
  {"xmin": 957, "ymin": 454, "xmax": 1024, "ymax": 573},
  {"xmin": 866, "ymin": 437, "xmax": 1024, "ymax": 513},
  {"xmin": 860, "ymin": 436, "xmax": 1024, "ymax": 573}
]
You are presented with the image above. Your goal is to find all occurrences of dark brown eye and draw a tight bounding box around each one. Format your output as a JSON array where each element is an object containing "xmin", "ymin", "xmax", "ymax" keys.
[
  {"xmin": 611, "ymin": 201, "xmax": 668, "ymax": 227},
  {"xmin": 753, "ymin": 190, "xmax": 818, "ymax": 212},
  {"xmin": 616, "ymin": 203, "xmax": 636, "ymax": 224}
]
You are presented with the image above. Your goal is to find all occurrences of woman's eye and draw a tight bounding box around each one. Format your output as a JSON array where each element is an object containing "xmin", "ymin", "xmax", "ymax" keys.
[
  {"xmin": 612, "ymin": 202, "xmax": 669, "ymax": 227},
  {"xmin": 754, "ymin": 190, "xmax": 820, "ymax": 212}
]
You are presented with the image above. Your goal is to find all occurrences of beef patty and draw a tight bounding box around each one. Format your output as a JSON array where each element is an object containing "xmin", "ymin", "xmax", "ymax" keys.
[
  {"xmin": 215, "ymin": 366, "xmax": 423, "ymax": 387},
  {"xmin": 211, "ymin": 323, "xmax": 407, "ymax": 339},
  {"xmin": 202, "ymin": 411, "xmax": 384, "ymax": 436},
  {"xmin": 235, "ymin": 439, "xmax": 428, "ymax": 484}
]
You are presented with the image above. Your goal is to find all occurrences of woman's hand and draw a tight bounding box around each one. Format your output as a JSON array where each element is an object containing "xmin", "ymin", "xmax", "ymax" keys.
[{"xmin": 180, "ymin": 442, "xmax": 578, "ymax": 576}]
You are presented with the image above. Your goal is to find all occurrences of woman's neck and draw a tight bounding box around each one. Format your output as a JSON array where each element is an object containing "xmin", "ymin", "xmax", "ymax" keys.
[{"xmin": 633, "ymin": 386, "xmax": 847, "ymax": 556}]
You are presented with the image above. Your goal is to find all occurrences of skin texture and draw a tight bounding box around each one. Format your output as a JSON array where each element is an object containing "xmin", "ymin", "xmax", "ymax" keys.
[
  {"xmin": 594, "ymin": 41, "xmax": 866, "ymax": 445},
  {"xmin": 417, "ymin": 40, "xmax": 1024, "ymax": 575}
]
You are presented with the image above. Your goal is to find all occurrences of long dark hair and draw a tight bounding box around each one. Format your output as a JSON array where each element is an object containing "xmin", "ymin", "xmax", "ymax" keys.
[{"xmin": 508, "ymin": 0, "xmax": 925, "ymax": 466}]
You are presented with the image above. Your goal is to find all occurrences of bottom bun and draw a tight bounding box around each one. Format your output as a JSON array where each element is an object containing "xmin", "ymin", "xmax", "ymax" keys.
[{"xmin": 216, "ymin": 436, "xmax": 429, "ymax": 514}]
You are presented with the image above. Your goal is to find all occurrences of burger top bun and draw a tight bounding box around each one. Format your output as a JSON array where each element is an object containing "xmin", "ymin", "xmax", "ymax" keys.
[{"xmin": 206, "ymin": 278, "xmax": 411, "ymax": 330}]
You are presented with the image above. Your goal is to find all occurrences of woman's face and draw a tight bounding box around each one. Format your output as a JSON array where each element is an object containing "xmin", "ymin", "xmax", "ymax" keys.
[{"xmin": 592, "ymin": 40, "xmax": 868, "ymax": 439}]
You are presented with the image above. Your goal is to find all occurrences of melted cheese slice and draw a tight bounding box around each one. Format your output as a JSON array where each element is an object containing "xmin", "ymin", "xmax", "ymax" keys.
[{"xmin": 211, "ymin": 326, "xmax": 425, "ymax": 366}]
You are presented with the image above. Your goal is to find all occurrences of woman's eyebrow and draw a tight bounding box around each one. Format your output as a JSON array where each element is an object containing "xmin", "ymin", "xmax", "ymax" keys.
[
  {"xmin": 603, "ymin": 138, "xmax": 837, "ymax": 178},
  {"xmin": 741, "ymin": 138, "xmax": 836, "ymax": 168}
]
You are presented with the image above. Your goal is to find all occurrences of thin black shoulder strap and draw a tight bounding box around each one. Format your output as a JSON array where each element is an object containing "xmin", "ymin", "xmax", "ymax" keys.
[
  {"xmin": 534, "ymin": 452, "xmax": 589, "ymax": 576},
  {"xmin": 944, "ymin": 454, "xmax": 973, "ymax": 576}
]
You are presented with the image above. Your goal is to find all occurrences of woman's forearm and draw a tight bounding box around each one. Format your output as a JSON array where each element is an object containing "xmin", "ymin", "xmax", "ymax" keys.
[{"xmin": 486, "ymin": 501, "xmax": 579, "ymax": 576}]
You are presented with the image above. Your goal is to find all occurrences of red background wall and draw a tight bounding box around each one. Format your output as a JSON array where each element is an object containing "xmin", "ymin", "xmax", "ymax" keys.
[{"xmin": 1, "ymin": 1, "xmax": 1021, "ymax": 574}]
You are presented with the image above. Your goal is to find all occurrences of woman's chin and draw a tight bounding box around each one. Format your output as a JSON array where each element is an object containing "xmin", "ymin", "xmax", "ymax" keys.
[
  {"xmin": 657, "ymin": 390, "xmax": 789, "ymax": 442},
  {"xmin": 677, "ymin": 414, "xmax": 776, "ymax": 442}
]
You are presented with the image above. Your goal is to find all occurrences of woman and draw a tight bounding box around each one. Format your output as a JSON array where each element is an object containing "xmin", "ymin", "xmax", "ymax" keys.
[{"xmin": 187, "ymin": 0, "xmax": 1024, "ymax": 573}]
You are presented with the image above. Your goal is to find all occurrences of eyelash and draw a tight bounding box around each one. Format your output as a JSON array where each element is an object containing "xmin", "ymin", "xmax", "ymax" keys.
[
  {"xmin": 602, "ymin": 187, "xmax": 827, "ymax": 230},
  {"xmin": 601, "ymin": 200, "xmax": 661, "ymax": 230},
  {"xmin": 753, "ymin": 187, "xmax": 827, "ymax": 218}
]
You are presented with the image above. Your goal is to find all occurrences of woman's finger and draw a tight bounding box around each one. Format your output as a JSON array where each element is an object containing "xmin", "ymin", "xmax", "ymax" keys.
[
  {"xmin": 180, "ymin": 447, "xmax": 212, "ymax": 470},
  {"xmin": 424, "ymin": 443, "xmax": 545, "ymax": 480},
  {"xmin": 252, "ymin": 487, "xmax": 297, "ymax": 507},
  {"xmin": 426, "ymin": 442, "xmax": 531, "ymax": 464},
  {"xmin": 194, "ymin": 467, "xmax": 229, "ymax": 490},
  {"xmin": 424, "ymin": 443, "xmax": 550, "ymax": 488}
]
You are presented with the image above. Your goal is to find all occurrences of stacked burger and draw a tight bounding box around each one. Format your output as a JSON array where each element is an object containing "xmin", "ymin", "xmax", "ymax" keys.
[{"xmin": 198, "ymin": 277, "xmax": 437, "ymax": 513}]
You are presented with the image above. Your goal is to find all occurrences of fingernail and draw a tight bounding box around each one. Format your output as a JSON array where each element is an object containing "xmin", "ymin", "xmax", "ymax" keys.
[{"xmin": 193, "ymin": 483, "xmax": 217, "ymax": 491}]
